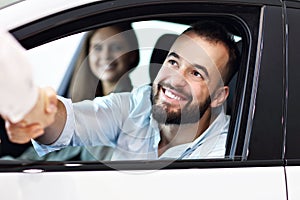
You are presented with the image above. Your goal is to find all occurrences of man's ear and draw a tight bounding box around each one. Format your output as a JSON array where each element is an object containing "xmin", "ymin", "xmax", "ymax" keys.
[{"xmin": 210, "ymin": 86, "xmax": 229, "ymax": 108}]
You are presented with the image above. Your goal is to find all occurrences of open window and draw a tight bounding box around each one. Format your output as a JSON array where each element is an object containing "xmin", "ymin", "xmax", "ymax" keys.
[{"xmin": 0, "ymin": 1, "xmax": 261, "ymax": 171}]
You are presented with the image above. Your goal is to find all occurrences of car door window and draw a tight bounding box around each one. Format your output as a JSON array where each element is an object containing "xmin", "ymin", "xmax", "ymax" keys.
[{"xmin": 0, "ymin": 2, "xmax": 261, "ymax": 168}]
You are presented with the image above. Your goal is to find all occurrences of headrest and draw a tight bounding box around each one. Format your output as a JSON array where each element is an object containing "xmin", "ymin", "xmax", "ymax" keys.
[{"xmin": 149, "ymin": 33, "xmax": 178, "ymax": 82}]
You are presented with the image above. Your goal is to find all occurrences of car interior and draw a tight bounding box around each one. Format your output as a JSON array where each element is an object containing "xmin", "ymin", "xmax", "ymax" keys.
[{"xmin": 0, "ymin": 16, "xmax": 247, "ymax": 163}]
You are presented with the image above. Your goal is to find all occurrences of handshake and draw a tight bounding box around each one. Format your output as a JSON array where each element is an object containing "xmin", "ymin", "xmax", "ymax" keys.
[{"xmin": 3, "ymin": 87, "xmax": 58, "ymax": 144}]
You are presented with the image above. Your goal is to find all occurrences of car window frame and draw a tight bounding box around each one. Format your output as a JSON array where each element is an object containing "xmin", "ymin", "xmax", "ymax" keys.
[{"xmin": 1, "ymin": 0, "xmax": 272, "ymax": 171}]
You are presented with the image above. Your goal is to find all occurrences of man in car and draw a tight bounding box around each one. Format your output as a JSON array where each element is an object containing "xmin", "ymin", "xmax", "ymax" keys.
[
  {"xmin": 0, "ymin": 29, "xmax": 57, "ymax": 136},
  {"xmin": 6, "ymin": 20, "xmax": 239, "ymax": 160}
]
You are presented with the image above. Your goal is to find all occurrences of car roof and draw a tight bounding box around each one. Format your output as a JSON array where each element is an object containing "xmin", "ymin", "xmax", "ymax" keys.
[
  {"xmin": 0, "ymin": 0, "xmax": 104, "ymax": 30},
  {"xmin": 0, "ymin": 0, "xmax": 282, "ymax": 31},
  {"xmin": 0, "ymin": 0, "xmax": 24, "ymax": 10}
]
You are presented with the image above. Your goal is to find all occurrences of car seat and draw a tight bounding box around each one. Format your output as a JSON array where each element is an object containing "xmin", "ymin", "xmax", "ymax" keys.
[{"xmin": 149, "ymin": 33, "xmax": 178, "ymax": 82}]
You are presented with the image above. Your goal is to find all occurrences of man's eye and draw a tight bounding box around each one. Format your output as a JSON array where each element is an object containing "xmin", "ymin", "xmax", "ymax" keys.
[
  {"xmin": 168, "ymin": 59, "xmax": 177, "ymax": 66},
  {"xmin": 192, "ymin": 70, "xmax": 203, "ymax": 78}
]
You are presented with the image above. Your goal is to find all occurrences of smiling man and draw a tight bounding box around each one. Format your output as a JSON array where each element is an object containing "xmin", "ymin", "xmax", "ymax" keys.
[{"xmin": 6, "ymin": 20, "xmax": 240, "ymax": 160}]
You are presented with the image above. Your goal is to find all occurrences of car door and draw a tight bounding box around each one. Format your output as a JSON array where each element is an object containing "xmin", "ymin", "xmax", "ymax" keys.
[
  {"xmin": 0, "ymin": 1, "xmax": 288, "ymax": 199},
  {"xmin": 284, "ymin": 0, "xmax": 300, "ymax": 199}
]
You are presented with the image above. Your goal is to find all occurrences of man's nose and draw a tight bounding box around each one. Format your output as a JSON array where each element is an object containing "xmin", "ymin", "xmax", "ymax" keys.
[{"xmin": 170, "ymin": 66, "xmax": 188, "ymax": 88}]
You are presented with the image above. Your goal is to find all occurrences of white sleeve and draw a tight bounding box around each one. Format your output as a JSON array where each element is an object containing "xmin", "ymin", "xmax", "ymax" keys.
[{"xmin": 0, "ymin": 29, "xmax": 38, "ymax": 123}]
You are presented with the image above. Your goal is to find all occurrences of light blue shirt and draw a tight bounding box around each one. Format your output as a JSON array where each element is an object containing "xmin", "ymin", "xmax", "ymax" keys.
[{"xmin": 33, "ymin": 85, "xmax": 230, "ymax": 160}]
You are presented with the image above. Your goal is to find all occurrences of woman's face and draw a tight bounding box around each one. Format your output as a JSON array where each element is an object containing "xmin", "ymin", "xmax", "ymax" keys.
[{"xmin": 88, "ymin": 27, "xmax": 134, "ymax": 83}]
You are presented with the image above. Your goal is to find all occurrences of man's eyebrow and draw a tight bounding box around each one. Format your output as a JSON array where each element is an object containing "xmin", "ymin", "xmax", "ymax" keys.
[
  {"xmin": 193, "ymin": 64, "xmax": 209, "ymax": 79},
  {"xmin": 167, "ymin": 52, "xmax": 180, "ymax": 59}
]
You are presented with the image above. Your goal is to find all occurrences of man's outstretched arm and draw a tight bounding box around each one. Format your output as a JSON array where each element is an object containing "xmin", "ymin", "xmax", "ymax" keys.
[{"xmin": 35, "ymin": 98, "xmax": 67, "ymax": 145}]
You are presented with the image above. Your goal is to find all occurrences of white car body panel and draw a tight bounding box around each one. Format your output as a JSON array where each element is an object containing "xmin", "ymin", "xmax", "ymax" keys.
[
  {"xmin": 0, "ymin": 1, "xmax": 291, "ymax": 199},
  {"xmin": 0, "ymin": 0, "xmax": 102, "ymax": 30},
  {"xmin": 285, "ymin": 166, "xmax": 300, "ymax": 200},
  {"xmin": 0, "ymin": 167, "xmax": 286, "ymax": 200}
]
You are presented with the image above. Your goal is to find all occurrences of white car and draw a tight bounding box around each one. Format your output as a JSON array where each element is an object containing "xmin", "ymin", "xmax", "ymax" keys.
[{"xmin": 0, "ymin": 0, "xmax": 299, "ymax": 199}]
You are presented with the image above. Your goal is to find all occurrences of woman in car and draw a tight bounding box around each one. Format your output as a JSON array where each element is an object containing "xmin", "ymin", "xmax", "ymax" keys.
[
  {"xmin": 68, "ymin": 22, "xmax": 140, "ymax": 102},
  {"xmin": 2, "ymin": 23, "xmax": 140, "ymax": 161}
]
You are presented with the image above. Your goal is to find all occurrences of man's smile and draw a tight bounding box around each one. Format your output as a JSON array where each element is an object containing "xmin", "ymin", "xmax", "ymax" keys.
[
  {"xmin": 158, "ymin": 85, "xmax": 190, "ymax": 106},
  {"xmin": 164, "ymin": 88, "xmax": 183, "ymax": 100}
]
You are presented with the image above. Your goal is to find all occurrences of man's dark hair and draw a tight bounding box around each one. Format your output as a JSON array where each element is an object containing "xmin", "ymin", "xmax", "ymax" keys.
[{"xmin": 183, "ymin": 20, "xmax": 240, "ymax": 85}]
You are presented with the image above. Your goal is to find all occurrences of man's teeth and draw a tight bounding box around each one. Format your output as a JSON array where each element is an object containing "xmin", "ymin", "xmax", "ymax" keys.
[{"xmin": 165, "ymin": 89, "xmax": 182, "ymax": 100}]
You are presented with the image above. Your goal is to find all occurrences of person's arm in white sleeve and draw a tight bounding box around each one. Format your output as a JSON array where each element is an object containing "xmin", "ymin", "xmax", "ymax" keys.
[
  {"xmin": 0, "ymin": 29, "xmax": 39, "ymax": 123},
  {"xmin": 0, "ymin": 29, "xmax": 58, "ymax": 143}
]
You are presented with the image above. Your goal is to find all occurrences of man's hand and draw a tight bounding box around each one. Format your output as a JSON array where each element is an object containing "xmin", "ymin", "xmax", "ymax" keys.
[
  {"xmin": 23, "ymin": 87, "xmax": 57, "ymax": 127},
  {"xmin": 5, "ymin": 87, "xmax": 58, "ymax": 144}
]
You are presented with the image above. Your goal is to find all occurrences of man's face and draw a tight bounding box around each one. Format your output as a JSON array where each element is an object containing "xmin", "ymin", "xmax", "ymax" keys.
[{"xmin": 152, "ymin": 31, "xmax": 229, "ymax": 125}]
